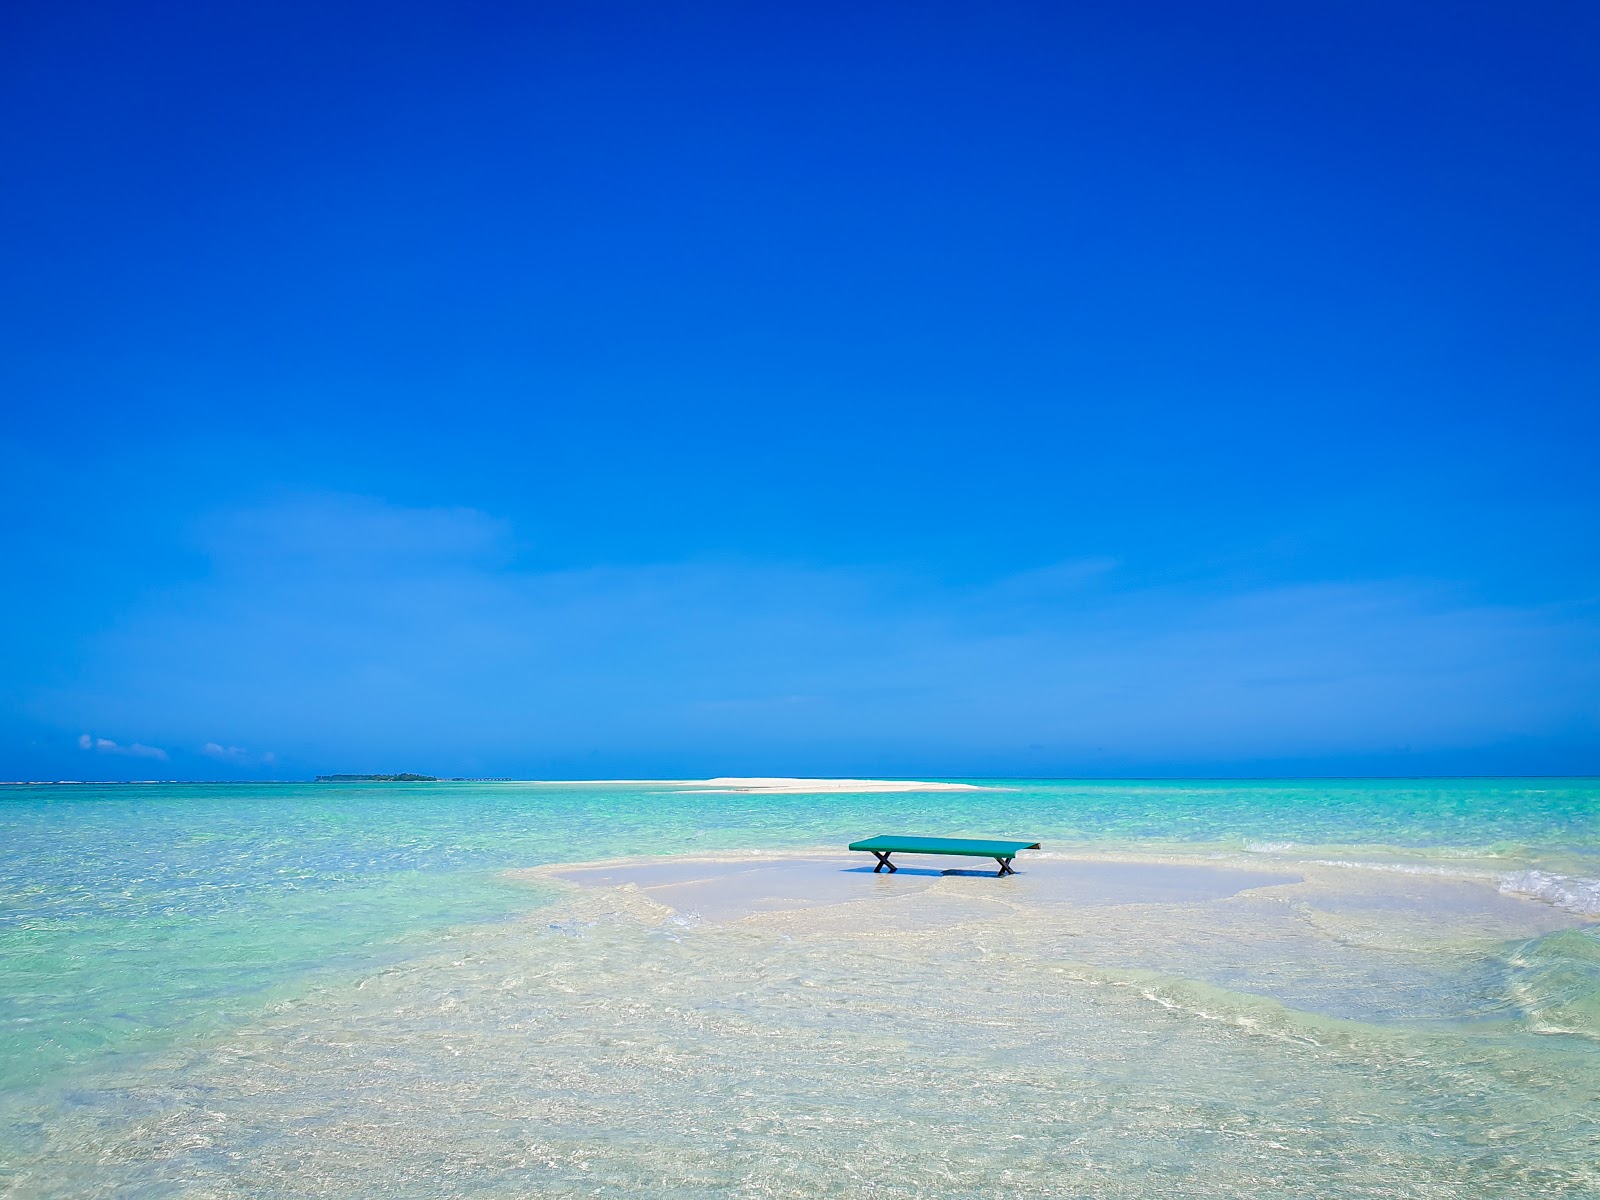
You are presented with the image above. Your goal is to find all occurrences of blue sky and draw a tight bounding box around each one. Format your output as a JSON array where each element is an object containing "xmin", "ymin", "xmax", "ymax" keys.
[{"xmin": 3, "ymin": 0, "xmax": 1597, "ymax": 779}]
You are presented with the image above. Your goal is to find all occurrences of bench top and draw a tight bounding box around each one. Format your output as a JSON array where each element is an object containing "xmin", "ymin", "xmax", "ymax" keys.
[{"xmin": 848, "ymin": 835, "xmax": 1041, "ymax": 858}]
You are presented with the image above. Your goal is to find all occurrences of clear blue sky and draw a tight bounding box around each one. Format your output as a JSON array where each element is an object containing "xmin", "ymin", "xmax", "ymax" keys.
[{"xmin": 3, "ymin": 0, "xmax": 1597, "ymax": 780}]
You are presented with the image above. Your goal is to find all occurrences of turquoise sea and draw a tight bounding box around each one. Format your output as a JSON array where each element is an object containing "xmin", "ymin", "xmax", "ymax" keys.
[{"xmin": 2, "ymin": 778, "xmax": 1598, "ymax": 1197}]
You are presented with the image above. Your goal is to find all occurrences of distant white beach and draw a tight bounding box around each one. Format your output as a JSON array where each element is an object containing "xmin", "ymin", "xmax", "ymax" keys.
[{"xmin": 545, "ymin": 776, "xmax": 993, "ymax": 793}]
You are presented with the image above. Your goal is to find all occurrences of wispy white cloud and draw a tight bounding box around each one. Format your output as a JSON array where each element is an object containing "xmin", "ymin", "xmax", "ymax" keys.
[
  {"xmin": 78, "ymin": 733, "xmax": 168, "ymax": 760},
  {"xmin": 43, "ymin": 495, "xmax": 1600, "ymax": 775},
  {"xmin": 198, "ymin": 492, "xmax": 513, "ymax": 572}
]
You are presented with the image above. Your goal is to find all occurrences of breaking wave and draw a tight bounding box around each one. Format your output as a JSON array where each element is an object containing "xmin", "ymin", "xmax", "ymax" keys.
[{"xmin": 1499, "ymin": 870, "xmax": 1600, "ymax": 917}]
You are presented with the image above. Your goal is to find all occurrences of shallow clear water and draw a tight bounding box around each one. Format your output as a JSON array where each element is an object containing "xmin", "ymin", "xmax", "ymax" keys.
[{"xmin": 2, "ymin": 778, "xmax": 1597, "ymax": 1197}]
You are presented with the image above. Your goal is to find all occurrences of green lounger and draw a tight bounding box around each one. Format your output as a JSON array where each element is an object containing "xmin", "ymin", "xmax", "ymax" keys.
[{"xmin": 848, "ymin": 835, "xmax": 1041, "ymax": 877}]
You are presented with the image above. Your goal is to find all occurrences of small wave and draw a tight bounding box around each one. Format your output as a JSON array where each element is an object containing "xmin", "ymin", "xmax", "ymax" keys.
[
  {"xmin": 1054, "ymin": 962, "xmax": 1380, "ymax": 1049},
  {"xmin": 1499, "ymin": 871, "xmax": 1600, "ymax": 917},
  {"xmin": 1505, "ymin": 928, "xmax": 1600, "ymax": 1039},
  {"xmin": 1304, "ymin": 858, "xmax": 1486, "ymax": 880}
]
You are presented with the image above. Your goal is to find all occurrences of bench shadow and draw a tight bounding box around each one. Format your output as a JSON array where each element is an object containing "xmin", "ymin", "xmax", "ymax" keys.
[{"xmin": 841, "ymin": 866, "xmax": 1014, "ymax": 878}]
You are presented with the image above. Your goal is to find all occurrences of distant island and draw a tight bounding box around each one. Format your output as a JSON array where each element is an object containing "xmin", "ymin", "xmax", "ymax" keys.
[{"xmin": 315, "ymin": 773, "xmax": 439, "ymax": 782}]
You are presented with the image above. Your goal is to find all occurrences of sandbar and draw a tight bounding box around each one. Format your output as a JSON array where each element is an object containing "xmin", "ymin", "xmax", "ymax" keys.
[
  {"xmin": 530, "ymin": 777, "xmax": 993, "ymax": 793},
  {"xmin": 531, "ymin": 852, "xmax": 1302, "ymax": 923}
]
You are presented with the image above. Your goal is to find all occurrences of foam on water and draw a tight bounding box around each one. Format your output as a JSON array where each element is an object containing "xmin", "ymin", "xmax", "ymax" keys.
[{"xmin": 1499, "ymin": 870, "xmax": 1600, "ymax": 916}]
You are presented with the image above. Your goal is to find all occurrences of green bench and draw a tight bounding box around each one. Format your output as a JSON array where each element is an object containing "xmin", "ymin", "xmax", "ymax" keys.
[{"xmin": 848, "ymin": 835, "xmax": 1042, "ymax": 877}]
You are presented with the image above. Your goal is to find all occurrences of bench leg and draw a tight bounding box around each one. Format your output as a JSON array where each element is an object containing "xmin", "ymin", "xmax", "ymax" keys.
[
  {"xmin": 995, "ymin": 857, "xmax": 1015, "ymax": 877},
  {"xmin": 871, "ymin": 851, "xmax": 897, "ymax": 873}
]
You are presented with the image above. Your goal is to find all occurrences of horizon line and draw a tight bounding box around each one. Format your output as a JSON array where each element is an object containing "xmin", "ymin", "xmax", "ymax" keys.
[{"xmin": 4, "ymin": 773, "xmax": 1598, "ymax": 786}]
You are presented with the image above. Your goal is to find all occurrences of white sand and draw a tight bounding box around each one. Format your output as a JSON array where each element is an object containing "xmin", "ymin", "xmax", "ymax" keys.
[
  {"xmin": 531, "ymin": 777, "xmax": 993, "ymax": 793},
  {"xmin": 689, "ymin": 777, "xmax": 992, "ymax": 793},
  {"xmin": 529, "ymin": 852, "xmax": 1306, "ymax": 923}
]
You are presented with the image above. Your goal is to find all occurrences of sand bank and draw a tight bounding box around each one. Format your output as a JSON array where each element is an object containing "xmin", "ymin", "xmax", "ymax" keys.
[
  {"xmin": 528, "ymin": 851, "xmax": 1304, "ymax": 923},
  {"xmin": 532, "ymin": 777, "xmax": 993, "ymax": 793},
  {"xmin": 518, "ymin": 847, "xmax": 1584, "ymax": 961},
  {"xmin": 693, "ymin": 777, "xmax": 991, "ymax": 793}
]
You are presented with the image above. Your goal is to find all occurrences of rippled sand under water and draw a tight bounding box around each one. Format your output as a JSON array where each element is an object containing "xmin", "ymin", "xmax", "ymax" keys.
[{"xmin": 5, "ymin": 853, "xmax": 1598, "ymax": 1199}]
